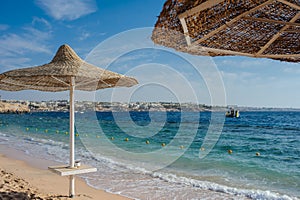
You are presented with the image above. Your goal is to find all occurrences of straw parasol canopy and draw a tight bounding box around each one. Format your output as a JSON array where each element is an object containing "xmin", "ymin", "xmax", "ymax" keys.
[
  {"xmin": 152, "ymin": 0, "xmax": 300, "ymax": 62},
  {"xmin": 0, "ymin": 44, "xmax": 138, "ymax": 91},
  {"xmin": 0, "ymin": 44, "xmax": 138, "ymax": 198}
]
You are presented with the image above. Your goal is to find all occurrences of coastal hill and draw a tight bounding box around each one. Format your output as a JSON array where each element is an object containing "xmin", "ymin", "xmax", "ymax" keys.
[
  {"xmin": 0, "ymin": 100, "xmax": 299, "ymax": 113},
  {"xmin": 0, "ymin": 100, "xmax": 225, "ymax": 113},
  {"xmin": 0, "ymin": 101, "xmax": 30, "ymax": 113}
]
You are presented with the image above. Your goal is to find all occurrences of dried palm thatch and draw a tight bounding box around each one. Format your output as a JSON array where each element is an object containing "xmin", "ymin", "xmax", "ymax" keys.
[
  {"xmin": 152, "ymin": 0, "xmax": 300, "ymax": 62},
  {"xmin": 0, "ymin": 44, "xmax": 138, "ymax": 91}
]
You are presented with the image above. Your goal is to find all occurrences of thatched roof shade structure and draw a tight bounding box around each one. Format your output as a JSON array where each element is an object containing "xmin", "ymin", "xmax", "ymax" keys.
[
  {"xmin": 152, "ymin": 0, "xmax": 300, "ymax": 62},
  {"xmin": 0, "ymin": 44, "xmax": 138, "ymax": 91}
]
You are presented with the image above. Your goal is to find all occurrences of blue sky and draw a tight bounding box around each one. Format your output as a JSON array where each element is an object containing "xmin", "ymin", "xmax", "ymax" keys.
[{"xmin": 0, "ymin": 0, "xmax": 299, "ymax": 108}]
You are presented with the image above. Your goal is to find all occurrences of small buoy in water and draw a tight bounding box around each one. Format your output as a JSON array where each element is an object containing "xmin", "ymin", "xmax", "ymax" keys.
[
  {"xmin": 145, "ymin": 140, "xmax": 150, "ymax": 144},
  {"xmin": 228, "ymin": 149, "xmax": 233, "ymax": 154},
  {"xmin": 256, "ymin": 152, "xmax": 260, "ymax": 156},
  {"xmin": 35, "ymin": 128, "xmax": 38, "ymax": 131},
  {"xmin": 200, "ymin": 147, "xmax": 205, "ymax": 151},
  {"xmin": 124, "ymin": 138, "xmax": 129, "ymax": 141},
  {"xmin": 26, "ymin": 128, "xmax": 29, "ymax": 131},
  {"xmin": 97, "ymin": 135, "xmax": 100, "ymax": 138},
  {"xmin": 75, "ymin": 133, "xmax": 79, "ymax": 137},
  {"xmin": 111, "ymin": 137, "xmax": 114, "ymax": 140},
  {"xmin": 180, "ymin": 145, "xmax": 184, "ymax": 149},
  {"xmin": 65, "ymin": 131, "xmax": 69, "ymax": 135},
  {"xmin": 56, "ymin": 130, "xmax": 59, "ymax": 134},
  {"xmin": 44, "ymin": 129, "xmax": 48, "ymax": 133},
  {"xmin": 161, "ymin": 143, "xmax": 166, "ymax": 147}
]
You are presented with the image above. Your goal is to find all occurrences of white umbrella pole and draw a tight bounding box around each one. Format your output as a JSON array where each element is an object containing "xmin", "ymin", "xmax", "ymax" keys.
[{"xmin": 69, "ymin": 77, "xmax": 75, "ymax": 197}]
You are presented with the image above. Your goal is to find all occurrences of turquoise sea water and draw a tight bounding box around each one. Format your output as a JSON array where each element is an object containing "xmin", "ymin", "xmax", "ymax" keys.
[{"xmin": 0, "ymin": 111, "xmax": 299, "ymax": 200}]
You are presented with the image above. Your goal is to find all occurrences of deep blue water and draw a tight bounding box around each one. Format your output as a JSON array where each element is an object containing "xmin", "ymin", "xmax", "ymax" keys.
[{"xmin": 0, "ymin": 111, "xmax": 299, "ymax": 199}]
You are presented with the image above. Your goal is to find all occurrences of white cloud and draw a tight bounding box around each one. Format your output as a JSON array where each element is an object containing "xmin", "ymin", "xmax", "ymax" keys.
[
  {"xmin": 283, "ymin": 66, "xmax": 300, "ymax": 74},
  {"xmin": 0, "ymin": 18, "xmax": 52, "ymax": 69},
  {"xmin": 216, "ymin": 56, "xmax": 273, "ymax": 69},
  {"xmin": 0, "ymin": 33, "xmax": 51, "ymax": 70},
  {"xmin": 0, "ymin": 33, "xmax": 51, "ymax": 55},
  {"xmin": 221, "ymin": 71, "xmax": 257, "ymax": 81},
  {"xmin": 32, "ymin": 17, "xmax": 52, "ymax": 30},
  {"xmin": 23, "ymin": 26, "xmax": 52, "ymax": 41},
  {"xmin": 0, "ymin": 57, "xmax": 31, "ymax": 71},
  {"xmin": 0, "ymin": 24, "xmax": 9, "ymax": 31},
  {"xmin": 0, "ymin": 16, "xmax": 52, "ymax": 56},
  {"xmin": 35, "ymin": 0, "xmax": 97, "ymax": 21},
  {"xmin": 98, "ymin": 32, "xmax": 106, "ymax": 36},
  {"xmin": 79, "ymin": 31, "xmax": 91, "ymax": 41}
]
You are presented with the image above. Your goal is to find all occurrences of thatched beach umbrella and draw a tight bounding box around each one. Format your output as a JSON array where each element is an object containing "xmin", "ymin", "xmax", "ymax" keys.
[
  {"xmin": 0, "ymin": 44, "xmax": 138, "ymax": 197},
  {"xmin": 152, "ymin": 0, "xmax": 300, "ymax": 62}
]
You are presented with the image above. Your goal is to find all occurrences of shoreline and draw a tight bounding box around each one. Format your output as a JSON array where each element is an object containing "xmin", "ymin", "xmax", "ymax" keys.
[
  {"xmin": 0, "ymin": 145, "xmax": 130, "ymax": 200},
  {"xmin": 2, "ymin": 100, "xmax": 300, "ymax": 113}
]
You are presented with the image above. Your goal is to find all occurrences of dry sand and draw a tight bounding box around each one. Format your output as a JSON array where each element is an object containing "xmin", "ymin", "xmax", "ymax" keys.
[{"xmin": 0, "ymin": 147, "xmax": 130, "ymax": 200}]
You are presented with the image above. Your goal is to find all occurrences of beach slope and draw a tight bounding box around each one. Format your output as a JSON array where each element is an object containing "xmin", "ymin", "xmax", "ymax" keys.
[{"xmin": 0, "ymin": 152, "xmax": 129, "ymax": 200}]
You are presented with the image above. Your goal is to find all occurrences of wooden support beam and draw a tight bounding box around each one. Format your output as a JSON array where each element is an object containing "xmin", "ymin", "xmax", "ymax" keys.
[
  {"xmin": 178, "ymin": 0, "xmax": 225, "ymax": 19},
  {"xmin": 195, "ymin": 46, "xmax": 299, "ymax": 59},
  {"xmin": 193, "ymin": 0, "xmax": 275, "ymax": 45},
  {"xmin": 276, "ymin": 0, "xmax": 300, "ymax": 10},
  {"xmin": 179, "ymin": 17, "xmax": 191, "ymax": 46},
  {"xmin": 243, "ymin": 16, "xmax": 300, "ymax": 26},
  {"xmin": 196, "ymin": 46, "xmax": 256, "ymax": 57},
  {"xmin": 256, "ymin": 12, "xmax": 300, "ymax": 55},
  {"xmin": 263, "ymin": 54, "xmax": 300, "ymax": 58}
]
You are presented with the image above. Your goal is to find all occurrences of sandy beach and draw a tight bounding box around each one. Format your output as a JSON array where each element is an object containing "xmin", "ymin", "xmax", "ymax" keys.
[{"xmin": 0, "ymin": 146, "xmax": 129, "ymax": 200}]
